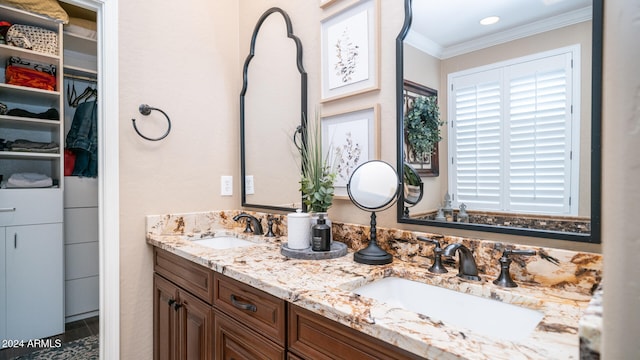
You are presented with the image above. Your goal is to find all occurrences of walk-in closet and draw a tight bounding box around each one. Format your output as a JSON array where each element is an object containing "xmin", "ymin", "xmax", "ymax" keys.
[{"xmin": 0, "ymin": 1, "xmax": 99, "ymax": 356}]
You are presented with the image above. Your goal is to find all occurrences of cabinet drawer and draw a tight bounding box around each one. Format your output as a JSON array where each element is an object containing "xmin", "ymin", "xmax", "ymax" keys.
[
  {"xmin": 63, "ymin": 176, "xmax": 98, "ymax": 208},
  {"xmin": 214, "ymin": 309, "xmax": 285, "ymax": 360},
  {"xmin": 65, "ymin": 242, "xmax": 99, "ymax": 279},
  {"xmin": 214, "ymin": 274, "xmax": 286, "ymax": 346},
  {"xmin": 0, "ymin": 188, "xmax": 62, "ymax": 226},
  {"xmin": 288, "ymin": 305, "xmax": 422, "ymax": 360},
  {"xmin": 153, "ymin": 248, "xmax": 214, "ymax": 305}
]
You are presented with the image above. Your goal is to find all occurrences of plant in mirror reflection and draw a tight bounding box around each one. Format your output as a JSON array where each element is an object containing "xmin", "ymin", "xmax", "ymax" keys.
[
  {"xmin": 405, "ymin": 95, "xmax": 444, "ymax": 162},
  {"xmin": 299, "ymin": 112, "xmax": 339, "ymax": 212}
]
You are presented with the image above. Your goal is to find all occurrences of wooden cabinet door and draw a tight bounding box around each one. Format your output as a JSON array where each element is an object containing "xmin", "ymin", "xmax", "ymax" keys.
[
  {"xmin": 155, "ymin": 273, "xmax": 214, "ymax": 360},
  {"xmin": 154, "ymin": 274, "xmax": 179, "ymax": 360},
  {"xmin": 214, "ymin": 310, "xmax": 285, "ymax": 360},
  {"xmin": 6, "ymin": 223, "xmax": 63, "ymax": 341},
  {"xmin": 177, "ymin": 288, "xmax": 213, "ymax": 360}
]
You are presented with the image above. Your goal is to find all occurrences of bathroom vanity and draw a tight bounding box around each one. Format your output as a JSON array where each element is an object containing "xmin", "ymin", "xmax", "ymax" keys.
[{"xmin": 147, "ymin": 211, "xmax": 602, "ymax": 360}]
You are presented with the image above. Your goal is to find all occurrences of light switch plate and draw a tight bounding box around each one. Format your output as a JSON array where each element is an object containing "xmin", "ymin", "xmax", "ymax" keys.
[
  {"xmin": 245, "ymin": 175, "xmax": 255, "ymax": 195},
  {"xmin": 221, "ymin": 176, "xmax": 233, "ymax": 196}
]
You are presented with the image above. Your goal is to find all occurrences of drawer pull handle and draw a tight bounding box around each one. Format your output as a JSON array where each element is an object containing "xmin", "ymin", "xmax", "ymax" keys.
[
  {"xmin": 0, "ymin": 207, "xmax": 16, "ymax": 212},
  {"xmin": 230, "ymin": 294, "xmax": 257, "ymax": 312}
]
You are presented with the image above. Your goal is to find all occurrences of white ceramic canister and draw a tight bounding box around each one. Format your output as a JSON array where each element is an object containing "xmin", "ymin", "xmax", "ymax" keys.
[{"xmin": 287, "ymin": 209, "xmax": 311, "ymax": 249}]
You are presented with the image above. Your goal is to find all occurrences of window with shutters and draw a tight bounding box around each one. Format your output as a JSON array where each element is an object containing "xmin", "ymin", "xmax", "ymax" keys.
[{"xmin": 447, "ymin": 46, "xmax": 580, "ymax": 215}]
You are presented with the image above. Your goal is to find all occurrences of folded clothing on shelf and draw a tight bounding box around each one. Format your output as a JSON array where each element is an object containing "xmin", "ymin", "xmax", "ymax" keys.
[
  {"xmin": 5, "ymin": 172, "xmax": 53, "ymax": 188},
  {"xmin": 6, "ymin": 107, "xmax": 59, "ymax": 120},
  {"xmin": 7, "ymin": 138, "xmax": 59, "ymax": 153},
  {"xmin": 5, "ymin": 56, "xmax": 57, "ymax": 91}
]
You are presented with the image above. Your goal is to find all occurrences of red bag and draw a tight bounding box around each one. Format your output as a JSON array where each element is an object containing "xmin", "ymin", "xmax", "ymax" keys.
[
  {"xmin": 64, "ymin": 149, "xmax": 76, "ymax": 176},
  {"xmin": 6, "ymin": 65, "xmax": 56, "ymax": 91}
]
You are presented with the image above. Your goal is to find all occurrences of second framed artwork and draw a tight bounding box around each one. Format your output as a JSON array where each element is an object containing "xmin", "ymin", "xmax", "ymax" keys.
[
  {"xmin": 321, "ymin": 104, "xmax": 380, "ymax": 197},
  {"xmin": 320, "ymin": 0, "xmax": 380, "ymax": 102}
]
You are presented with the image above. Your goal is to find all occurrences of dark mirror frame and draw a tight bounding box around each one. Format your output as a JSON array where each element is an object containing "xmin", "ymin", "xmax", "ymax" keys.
[
  {"xmin": 240, "ymin": 7, "xmax": 307, "ymax": 212},
  {"xmin": 396, "ymin": 0, "xmax": 602, "ymax": 243}
]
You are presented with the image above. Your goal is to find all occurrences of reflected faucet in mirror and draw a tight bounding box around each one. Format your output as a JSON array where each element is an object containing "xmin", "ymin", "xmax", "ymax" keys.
[{"xmin": 396, "ymin": 0, "xmax": 602, "ymax": 243}]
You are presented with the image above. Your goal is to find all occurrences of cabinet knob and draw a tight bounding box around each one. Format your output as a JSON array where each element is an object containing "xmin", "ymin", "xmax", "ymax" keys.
[{"xmin": 167, "ymin": 298, "xmax": 182, "ymax": 311}]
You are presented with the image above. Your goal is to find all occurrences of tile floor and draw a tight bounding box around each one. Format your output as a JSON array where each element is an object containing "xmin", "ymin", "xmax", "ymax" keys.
[{"xmin": 0, "ymin": 316, "xmax": 98, "ymax": 360}]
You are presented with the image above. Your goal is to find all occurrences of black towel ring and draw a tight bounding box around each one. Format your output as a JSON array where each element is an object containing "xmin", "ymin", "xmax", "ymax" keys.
[{"xmin": 131, "ymin": 104, "xmax": 171, "ymax": 141}]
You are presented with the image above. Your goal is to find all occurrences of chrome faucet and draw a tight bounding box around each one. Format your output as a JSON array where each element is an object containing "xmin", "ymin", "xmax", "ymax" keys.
[
  {"xmin": 233, "ymin": 213, "xmax": 263, "ymax": 235},
  {"xmin": 442, "ymin": 243, "xmax": 481, "ymax": 281}
]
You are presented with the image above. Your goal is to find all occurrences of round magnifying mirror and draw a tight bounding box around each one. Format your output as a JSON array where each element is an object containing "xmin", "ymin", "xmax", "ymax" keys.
[
  {"xmin": 348, "ymin": 161, "xmax": 400, "ymax": 211},
  {"xmin": 347, "ymin": 161, "xmax": 399, "ymax": 265}
]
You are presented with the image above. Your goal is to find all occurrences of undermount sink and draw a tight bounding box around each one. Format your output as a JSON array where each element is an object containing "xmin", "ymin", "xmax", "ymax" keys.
[
  {"xmin": 353, "ymin": 277, "xmax": 544, "ymax": 342},
  {"xmin": 192, "ymin": 236, "xmax": 257, "ymax": 250}
]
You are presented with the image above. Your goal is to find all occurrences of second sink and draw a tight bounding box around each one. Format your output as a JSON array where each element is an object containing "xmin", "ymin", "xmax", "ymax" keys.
[
  {"xmin": 353, "ymin": 277, "xmax": 544, "ymax": 342},
  {"xmin": 192, "ymin": 236, "xmax": 257, "ymax": 250}
]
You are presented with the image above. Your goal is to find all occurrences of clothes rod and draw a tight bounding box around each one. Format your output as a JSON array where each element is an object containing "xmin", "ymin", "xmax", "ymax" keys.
[{"xmin": 63, "ymin": 73, "xmax": 97, "ymax": 82}]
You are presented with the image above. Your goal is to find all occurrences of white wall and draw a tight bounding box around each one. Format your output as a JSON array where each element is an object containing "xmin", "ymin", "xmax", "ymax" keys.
[
  {"xmin": 118, "ymin": 1, "xmax": 240, "ymax": 357},
  {"xmin": 602, "ymin": 0, "xmax": 640, "ymax": 357}
]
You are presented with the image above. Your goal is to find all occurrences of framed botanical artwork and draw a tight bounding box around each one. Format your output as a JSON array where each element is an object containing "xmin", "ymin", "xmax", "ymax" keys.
[
  {"xmin": 321, "ymin": 104, "xmax": 380, "ymax": 197},
  {"xmin": 320, "ymin": 0, "xmax": 379, "ymax": 102},
  {"xmin": 403, "ymin": 79, "xmax": 440, "ymax": 177}
]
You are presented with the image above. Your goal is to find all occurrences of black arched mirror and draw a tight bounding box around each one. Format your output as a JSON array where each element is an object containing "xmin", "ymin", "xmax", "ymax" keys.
[
  {"xmin": 241, "ymin": 7, "xmax": 307, "ymax": 212},
  {"xmin": 396, "ymin": 0, "xmax": 602, "ymax": 243}
]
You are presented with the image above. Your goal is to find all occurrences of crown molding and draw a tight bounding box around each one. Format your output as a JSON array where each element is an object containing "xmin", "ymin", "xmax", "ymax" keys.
[{"xmin": 408, "ymin": 6, "xmax": 592, "ymax": 60}]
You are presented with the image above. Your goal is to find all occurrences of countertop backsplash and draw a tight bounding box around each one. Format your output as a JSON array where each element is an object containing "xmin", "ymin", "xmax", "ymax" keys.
[{"xmin": 147, "ymin": 210, "xmax": 602, "ymax": 301}]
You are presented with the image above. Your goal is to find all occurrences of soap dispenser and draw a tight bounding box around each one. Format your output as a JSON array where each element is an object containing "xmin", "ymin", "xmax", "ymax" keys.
[{"xmin": 312, "ymin": 214, "xmax": 331, "ymax": 251}]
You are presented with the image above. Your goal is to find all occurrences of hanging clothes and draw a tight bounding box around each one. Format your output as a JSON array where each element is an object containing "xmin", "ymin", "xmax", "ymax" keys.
[{"xmin": 66, "ymin": 100, "xmax": 98, "ymax": 177}]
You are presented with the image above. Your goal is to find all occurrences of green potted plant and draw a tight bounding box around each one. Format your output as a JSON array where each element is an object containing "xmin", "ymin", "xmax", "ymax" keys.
[
  {"xmin": 299, "ymin": 113, "xmax": 337, "ymax": 213},
  {"xmin": 405, "ymin": 95, "xmax": 444, "ymax": 162}
]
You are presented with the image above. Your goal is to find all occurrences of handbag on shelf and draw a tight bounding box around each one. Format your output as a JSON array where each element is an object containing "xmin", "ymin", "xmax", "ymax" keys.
[{"xmin": 6, "ymin": 24, "xmax": 58, "ymax": 55}]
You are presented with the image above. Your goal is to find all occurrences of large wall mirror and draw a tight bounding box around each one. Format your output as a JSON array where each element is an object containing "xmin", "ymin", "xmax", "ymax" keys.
[
  {"xmin": 396, "ymin": 0, "xmax": 602, "ymax": 243},
  {"xmin": 241, "ymin": 7, "xmax": 306, "ymax": 212}
]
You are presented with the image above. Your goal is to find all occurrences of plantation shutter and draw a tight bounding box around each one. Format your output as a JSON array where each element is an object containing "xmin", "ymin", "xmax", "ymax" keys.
[
  {"xmin": 450, "ymin": 69, "xmax": 502, "ymax": 210},
  {"xmin": 506, "ymin": 53, "xmax": 573, "ymax": 213},
  {"xmin": 449, "ymin": 48, "xmax": 576, "ymax": 215}
]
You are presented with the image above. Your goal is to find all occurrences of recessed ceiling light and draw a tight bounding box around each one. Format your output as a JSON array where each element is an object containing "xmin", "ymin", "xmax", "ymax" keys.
[{"xmin": 480, "ymin": 16, "xmax": 500, "ymax": 25}]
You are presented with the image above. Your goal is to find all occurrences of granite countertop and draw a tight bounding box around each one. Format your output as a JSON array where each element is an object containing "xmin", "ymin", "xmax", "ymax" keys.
[{"xmin": 147, "ymin": 226, "xmax": 592, "ymax": 360}]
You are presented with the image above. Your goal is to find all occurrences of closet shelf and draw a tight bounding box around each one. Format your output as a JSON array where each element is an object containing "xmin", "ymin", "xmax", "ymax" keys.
[
  {"xmin": 0, "ymin": 83, "xmax": 60, "ymax": 106},
  {"xmin": 64, "ymin": 64, "xmax": 97, "ymax": 79},
  {"xmin": 63, "ymin": 32, "xmax": 97, "ymax": 57},
  {"xmin": 0, "ymin": 4, "xmax": 60, "ymax": 31},
  {"xmin": 0, "ymin": 151, "xmax": 61, "ymax": 160},
  {"xmin": 0, "ymin": 115, "xmax": 60, "ymax": 129},
  {"xmin": 0, "ymin": 44, "xmax": 61, "ymax": 66}
]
